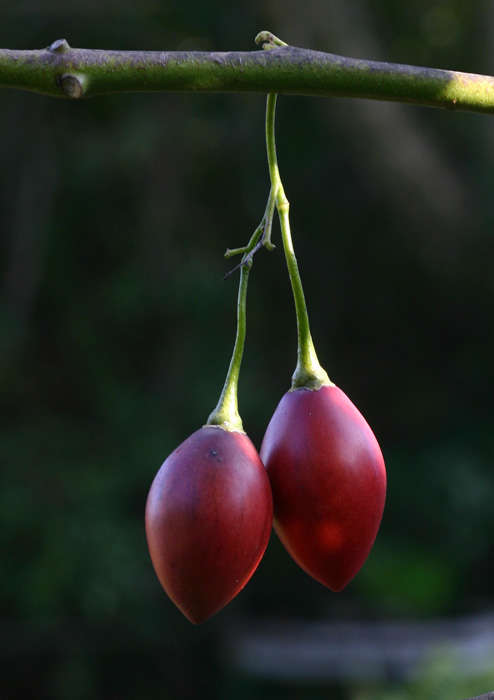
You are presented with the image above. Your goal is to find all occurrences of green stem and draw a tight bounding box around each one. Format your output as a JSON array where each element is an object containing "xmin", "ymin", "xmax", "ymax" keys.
[
  {"xmin": 265, "ymin": 93, "xmax": 331, "ymax": 391},
  {"xmin": 206, "ymin": 260, "xmax": 252, "ymax": 431}
]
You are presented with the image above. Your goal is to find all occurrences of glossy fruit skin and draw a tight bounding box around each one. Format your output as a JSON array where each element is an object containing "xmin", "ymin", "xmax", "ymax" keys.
[
  {"xmin": 260, "ymin": 384, "xmax": 386, "ymax": 592},
  {"xmin": 145, "ymin": 426, "xmax": 273, "ymax": 624}
]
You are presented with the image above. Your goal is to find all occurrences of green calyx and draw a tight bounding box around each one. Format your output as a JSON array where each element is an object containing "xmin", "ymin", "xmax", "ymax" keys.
[{"xmin": 291, "ymin": 336, "xmax": 332, "ymax": 391}]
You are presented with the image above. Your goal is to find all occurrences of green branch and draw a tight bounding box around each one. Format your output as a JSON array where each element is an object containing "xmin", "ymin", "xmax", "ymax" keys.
[{"xmin": 2, "ymin": 34, "xmax": 494, "ymax": 114}]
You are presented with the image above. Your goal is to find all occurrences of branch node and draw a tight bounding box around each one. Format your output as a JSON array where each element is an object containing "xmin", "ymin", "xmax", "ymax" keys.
[
  {"xmin": 58, "ymin": 73, "xmax": 86, "ymax": 99},
  {"xmin": 49, "ymin": 38, "xmax": 70, "ymax": 54}
]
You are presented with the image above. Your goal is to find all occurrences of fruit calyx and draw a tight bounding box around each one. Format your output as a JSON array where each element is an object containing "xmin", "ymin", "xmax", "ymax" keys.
[
  {"xmin": 291, "ymin": 335, "xmax": 333, "ymax": 391},
  {"xmin": 291, "ymin": 363, "xmax": 333, "ymax": 391},
  {"xmin": 205, "ymin": 409, "xmax": 244, "ymax": 433}
]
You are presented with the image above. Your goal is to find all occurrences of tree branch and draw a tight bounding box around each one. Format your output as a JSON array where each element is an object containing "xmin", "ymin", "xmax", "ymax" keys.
[{"xmin": 2, "ymin": 36, "xmax": 494, "ymax": 114}]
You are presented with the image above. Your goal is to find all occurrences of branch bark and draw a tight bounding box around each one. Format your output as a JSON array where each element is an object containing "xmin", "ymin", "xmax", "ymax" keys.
[{"xmin": 2, "ymin": 37, "xmax": 494, "ymax": 114}]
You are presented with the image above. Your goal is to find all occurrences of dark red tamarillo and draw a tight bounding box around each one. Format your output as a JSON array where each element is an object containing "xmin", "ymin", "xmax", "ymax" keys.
[
  {"xmin": 260, "ymin": 384, "xmax": 386, "ymax": 591},
  {"xmin": 145, "ymin": 261, "xmax": 272, "ymax": 623},
  {"xmin": 146, "ymin": 425, "xmax": 272, "ymax": 623}
]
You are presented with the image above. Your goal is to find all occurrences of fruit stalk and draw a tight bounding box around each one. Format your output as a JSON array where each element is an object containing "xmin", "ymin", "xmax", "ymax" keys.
[
  {"xmin": 207, "ymin": 258, "xmax": 252, "ymax": 431},
  {"xmin": 265, "ymin": 93, "xmax": 331, "ymax": 391}
]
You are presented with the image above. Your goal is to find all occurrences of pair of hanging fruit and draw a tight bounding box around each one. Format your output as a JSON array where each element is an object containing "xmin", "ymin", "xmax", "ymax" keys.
[{"xmin": 145, "ymin": 36, "xmax": 386, "ymax": 623}]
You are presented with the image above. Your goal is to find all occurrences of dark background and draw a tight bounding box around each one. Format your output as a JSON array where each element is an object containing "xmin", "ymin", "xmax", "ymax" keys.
[{"xmin": 1, "ymin": 2, "xmax": 494, "ymax": 698}]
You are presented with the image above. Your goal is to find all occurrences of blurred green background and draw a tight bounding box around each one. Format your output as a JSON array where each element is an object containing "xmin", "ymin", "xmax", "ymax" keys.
[{"xmin": 1, "ymin": 2, "xmax": 494, "ymax": 699}]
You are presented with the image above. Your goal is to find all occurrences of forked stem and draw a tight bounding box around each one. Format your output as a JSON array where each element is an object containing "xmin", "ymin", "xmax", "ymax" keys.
[
  {"xmin": 208, "ymin": 64, "xmax": 330, "ymax": 420},
  {"xmin": 265, "ymin": 93, "xmax": 332, "ymax": 390},
  {"xmin": 206, "ymin": 259, "xmax": 252, "ymax": 432}
]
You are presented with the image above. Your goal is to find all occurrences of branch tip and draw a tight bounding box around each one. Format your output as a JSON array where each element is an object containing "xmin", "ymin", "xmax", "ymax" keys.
[
  {"xmin": 254, "ymin": 31, "xmax": 288, "ymax": 50},
  {"xmin": 225, "ymin": 246, "xmax": 249, "ymax": 259},
  {"xmin": 49, "ymin": 39, "xmax": 70, "ymax": 54}
]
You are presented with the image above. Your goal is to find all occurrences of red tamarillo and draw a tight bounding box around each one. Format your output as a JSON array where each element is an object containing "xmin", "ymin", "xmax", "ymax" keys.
[
  {"xmin": 146, "ymin": 425, "xmax": 272, "ymax": 623},
  {"xmin": 260, "ymin": 384, "xmax": 386, "ymax": 591}
]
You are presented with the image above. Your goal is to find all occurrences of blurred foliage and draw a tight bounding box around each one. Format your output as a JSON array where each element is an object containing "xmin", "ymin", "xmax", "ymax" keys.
[
  {"xmin": 223, "ymin": 650, "xmax": 494, "ymax": 700},
  {"xmin": 1, "ymin": 2, "xmax": 494, "ymax": 699},
  {"xmin": 354, "ymin": 650, "xmax": 494, "ymax": 700}
]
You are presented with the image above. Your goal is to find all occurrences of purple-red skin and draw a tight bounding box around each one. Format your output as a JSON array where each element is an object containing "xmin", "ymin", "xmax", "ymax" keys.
[
  {"xmin": 145, "ymin": 426, "xmax": 273, "ymax": 623},
  {"xmin": 260, "ymin": 384, "xmax": 386, "ymax": 592}
]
